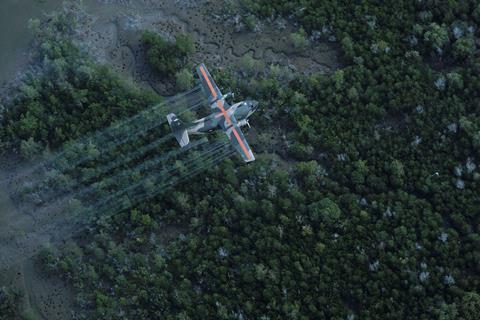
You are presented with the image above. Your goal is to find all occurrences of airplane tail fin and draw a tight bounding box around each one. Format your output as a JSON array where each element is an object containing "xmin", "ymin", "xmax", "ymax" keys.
[{"xmin": 167, "ymin": 113, "xmax": 190, "ymax": 147}]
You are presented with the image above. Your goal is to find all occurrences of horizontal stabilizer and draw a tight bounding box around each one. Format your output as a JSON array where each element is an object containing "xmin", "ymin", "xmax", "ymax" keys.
[{"xmin": 167, "ymin": 113, "xmax": 190, "ymax": 147}]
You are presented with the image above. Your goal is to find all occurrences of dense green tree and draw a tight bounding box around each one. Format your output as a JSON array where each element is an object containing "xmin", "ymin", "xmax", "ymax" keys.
[
  {"xmin": 290, "ymin": 28, "xmax": 309, "ymax": 50},
  {"xmin": 19, "ymin": 137, "xmax": 43, "ymax": 159},
  {"xmin": 452, "ymin": 37, "xmax": 476, "ymax": 61},
  {"xmin": 175, "ymin": 68, "xmax": 194, "ymax": 91},
  {"xmin": 0, "ymin": 287, "xmax": 19, "ymax": 320},
  {"xmin": 141, "ymin": 31, "xmax": 195, "ymax": 77}
]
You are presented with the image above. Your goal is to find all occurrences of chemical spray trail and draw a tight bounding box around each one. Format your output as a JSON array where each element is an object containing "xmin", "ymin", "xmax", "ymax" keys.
[
  {"xmin": 0, "ymin": 137, "xmax": 235, "ymax": 270},
  {"xmin": 0, "ymin": 85, "xmax": 207, "ymax": 189},
  {"xmin": 5, "ymin": 135, "xmax": 209, "ymax": 233}
]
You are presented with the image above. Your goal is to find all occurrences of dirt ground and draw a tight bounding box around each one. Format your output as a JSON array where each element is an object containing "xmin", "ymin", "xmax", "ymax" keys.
[
  {"xmin": 0, "ymin": 160, "xmax": 75, "ymax": 320},
  {"xmin": 76, "ymin": 0, "xmax": 340, "ymax": 94}
]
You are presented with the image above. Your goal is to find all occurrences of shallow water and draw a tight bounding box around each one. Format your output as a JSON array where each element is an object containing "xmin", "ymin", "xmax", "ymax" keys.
[
  {"xmin": 0, "ymin": 0, "xmax": 65, "ymax": 85},
  {"xmin": 0, "ymin": 0, "xmax": 153, "ymax": 87}
]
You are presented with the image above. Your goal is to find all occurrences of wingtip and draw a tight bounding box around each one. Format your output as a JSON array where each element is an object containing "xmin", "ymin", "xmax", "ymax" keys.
[{"xmin": 245, "ymin": 155, "xmax": 255, "ymax": 163}]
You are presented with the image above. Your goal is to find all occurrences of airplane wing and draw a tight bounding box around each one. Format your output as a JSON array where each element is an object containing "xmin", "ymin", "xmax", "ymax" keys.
[
  {"xmin": 197, "ymin": 63, "xmax": 232, "ymax": 129},
  {"xmin": 225, "ymin": 123, "xmax": 255, "ymax": 162},
  {"xmin": 197, "ymin": 63, "xmax": 255, "ymax": 162},
  {"xmin": 197, "ymin": 63, "xmax": 223, "ymax": 103}
]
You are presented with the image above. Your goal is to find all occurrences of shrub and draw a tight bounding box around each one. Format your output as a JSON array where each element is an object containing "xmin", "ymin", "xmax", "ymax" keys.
[{"xmin": 141, "ymin": 31, "xmax": 195, "ymax": 77}]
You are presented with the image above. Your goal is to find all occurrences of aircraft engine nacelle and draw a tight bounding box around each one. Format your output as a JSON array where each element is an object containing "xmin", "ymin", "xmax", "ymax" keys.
[
  {"xmin": 211, "ymin": 92, "xmax": 234, "ymax": 109},
  {"xmin": 237, "ymin": 119, "xmax": 250, "ymax": 128}
]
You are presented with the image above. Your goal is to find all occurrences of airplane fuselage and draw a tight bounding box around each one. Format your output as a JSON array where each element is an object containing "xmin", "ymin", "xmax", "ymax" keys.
[
  {"xmin": 168, "ymin": 63, "xmax": 256, "ymax": 162},
  {"xmin": 187, "ymin": 100, "xmax": 258, "ymax": 135}
]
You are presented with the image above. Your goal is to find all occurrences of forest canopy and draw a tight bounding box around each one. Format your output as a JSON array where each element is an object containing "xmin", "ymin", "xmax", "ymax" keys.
[
  {"xmin": 141, "ymin": 30, "xmax": 195, "ymax": 77},
  {"xmin": 0, "ymin": 0, "xmax": 479, "ymax": 319}
]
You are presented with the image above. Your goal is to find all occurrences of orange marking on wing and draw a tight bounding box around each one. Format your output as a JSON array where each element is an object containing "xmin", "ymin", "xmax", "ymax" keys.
[
  {"xmin": 232, "ymin": 127, "xmax": 253, "ymax": 160},
  {"xmin": 199, "ymin": 66, "xmax": 217, "ymax": 99},
  {"xmin": 216, "ymin": 99, "xmax": 232, "ymax": 125},
  {"xmin": 200, "ymin": 65, "xmax": 227, "ymax": 121},
  {"xmin": 200, "ymin": 65, "xmax": 250, "ymax": 159}
]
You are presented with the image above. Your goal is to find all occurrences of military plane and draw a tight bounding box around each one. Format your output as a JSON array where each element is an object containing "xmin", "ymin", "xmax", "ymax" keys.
[{"xmin": 167, "ymin": 64, "xmax": 257, "ymax": 162}]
